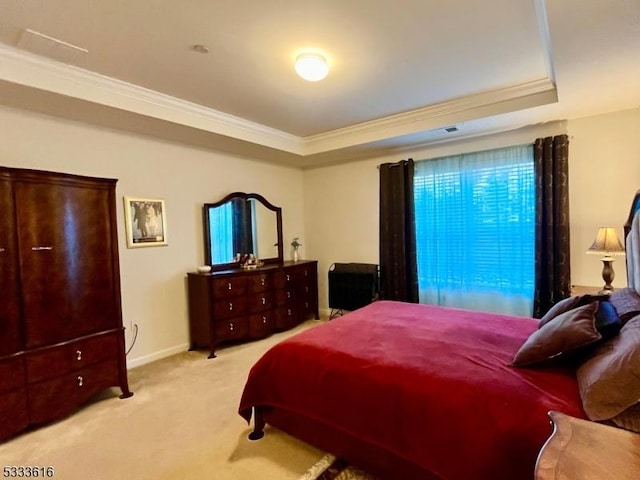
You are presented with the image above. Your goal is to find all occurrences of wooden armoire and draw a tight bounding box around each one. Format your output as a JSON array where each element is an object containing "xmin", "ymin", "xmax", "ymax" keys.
[{"xmin": 0, "ymin": 166, "xmax": 132, "ymax": 441}]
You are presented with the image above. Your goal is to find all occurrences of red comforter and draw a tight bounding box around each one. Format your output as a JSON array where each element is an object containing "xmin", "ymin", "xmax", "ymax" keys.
[{"xmin": 239, "ymin": 300, "xmax": 586, "ymax": 479}]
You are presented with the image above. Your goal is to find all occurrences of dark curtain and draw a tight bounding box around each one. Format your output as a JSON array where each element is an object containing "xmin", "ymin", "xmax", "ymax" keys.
[
  {"xmin": 232, "ymin": 199, "xmax": 254, "ymax": 255},
  {"xmin": 533, "ymin": 134, "xmax": 571, "ymax": 318},
  {"xmin": 379, "ymin": 159, "xmax": 419, "ymax": 302}
]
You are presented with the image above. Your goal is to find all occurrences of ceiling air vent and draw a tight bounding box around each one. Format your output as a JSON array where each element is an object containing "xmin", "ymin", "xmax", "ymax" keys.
[{"xmin": 443, "ymin": 126, "xmax": 459, "ymax": 133}]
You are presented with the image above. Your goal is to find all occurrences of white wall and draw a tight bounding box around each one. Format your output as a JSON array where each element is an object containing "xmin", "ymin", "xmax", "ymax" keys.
[
  {"xmin": 0, "ymin": 105, "xmax": 306, "ymax": 367},
  {"xmin": 305, "ymin": 108, "xmax": 640, "ymax": 313},
  {"xmin": 568, "ymin": 107, "xmax": 640, "ymax": 286},
  {"xmin": 3, "ymin": 104, "xmax": 639, "ymax": 365}
]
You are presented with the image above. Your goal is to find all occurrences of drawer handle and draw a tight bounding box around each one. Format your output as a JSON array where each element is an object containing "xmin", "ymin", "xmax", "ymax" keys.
[
  {"xmin": 305, "ymin": 271, "xmax": 308, "ymax": 277},
  {"xmin": 286, "ymin": 274, "xmax": 290, "ymax": 281},
  {"xmin": 305, "ymin": 286, "xmax": 309, "ymax": 293},
  {"xmin": 0, "ymin": 247, "xmax": 5, "ymax": 253},
  {"xmin": 77, "ymin": 376, "xmax": 84, "ymax": 387},
  {"xmin": 229, "ymin": 322, "xmax": 234, "ymax": 332},
  {"xmin": 262, "ymin": 316, "xmax": 267, "ymax": 324},
  {"xmin": 76, "ymin": 350, "xmax": 82, "ymax": 361},
  {"xmin": 287, "ymin": 309, "xmax": 292, "ymax": 316},
  {"xmin": 228, "ymin": 302, "xmax": 233, "ymax": 311},
  {"xmin": 228, "ymin": 282, "xmax": 232, "ymax": 290},
  {"xmin": 31, "ymin": 246, "xmax": 53, "ymax": 251},
  {"xmin": 262, "ymin": 297, "xmax": 266, "ymax": 305},
  {"xmin": 260, "ymin": 278, "xmax": 265, "ymax": 286},
  {"xmin": 287, "ymin": 291, "xmax": 291, "ymax": 299}
]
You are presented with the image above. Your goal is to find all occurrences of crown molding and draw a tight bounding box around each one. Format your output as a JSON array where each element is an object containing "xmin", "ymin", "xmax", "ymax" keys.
[
  {"xmin": 0, "ymin": 43, "xmax": 557, "ymax": 159},
  {"xmin": 302, "ymin": 78, "xmax": 557, "ymax": 155},
  {"xmin": 0, "ymin": 44, "xmax": 303, "ymax": 154}
]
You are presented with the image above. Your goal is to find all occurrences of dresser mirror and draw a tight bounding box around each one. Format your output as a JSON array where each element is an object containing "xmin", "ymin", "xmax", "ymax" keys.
[{"xmin": 204, "ymin": 192, "xmax": 283, "ymax": 269}]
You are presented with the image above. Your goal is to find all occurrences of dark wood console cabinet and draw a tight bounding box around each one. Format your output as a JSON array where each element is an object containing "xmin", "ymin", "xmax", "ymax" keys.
[
  {"xmin": 0, "ymin": 167, "xmax": 132, "ymax": 442},
  {"xmin": 187, "ymin": 260, "xmax": 319, "ymax": 358}
]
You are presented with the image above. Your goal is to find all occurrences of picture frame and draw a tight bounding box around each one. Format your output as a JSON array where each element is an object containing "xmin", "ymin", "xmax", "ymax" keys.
[{"xmin": 124, "ymin": 196, "xmax": 168, "ymax": 248}]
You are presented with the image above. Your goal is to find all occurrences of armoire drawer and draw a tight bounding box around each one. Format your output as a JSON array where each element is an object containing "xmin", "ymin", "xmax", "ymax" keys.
[
  {"xmin": 0, "ymin": 354, "xmax": 26, "ymax": 393},
  {"xmin": 26, "ymin": 332, "xmax": 119, "ymax": 383},
  {"xmin": 28, "ymin": 359, "xmax": 120, "ymax": 425},
  {"xmin": 0, "ymin": 388, "xmax": 29, "ymax": 441}
]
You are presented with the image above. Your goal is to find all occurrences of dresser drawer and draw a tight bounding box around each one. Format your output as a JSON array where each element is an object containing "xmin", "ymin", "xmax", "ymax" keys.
[
  {"xmin": 248, "ymin": 311, "xmax": 275, "ymax": 339},
  {"xmin": 213, "ymin": 298, "xmax": 250, "ymax": 320},
  {"xmin": 28, "ymin": 359, "xmax": 120, "ymax": 425},
  {"xmin": 275, "ymin": 305, "xmax": 297, "ymax": 331},
  {"xmin": 215, "ymin": 317, "xmax": 250, "ymax": 342},
  {"xmin": 0, "ymin": 354, "xmax": 26, "ymax": 393},
  {"xmin": 248, "ymin": 273, "xmax": 272, "ymax": 293},
  {"xmin": 275, "ymin": 288, "xmax": 296, "ymax": 307},
  {"xmin": 26, "ymin": 332, "xmax": 119, "ymax": 383},
  {"xmin": 212, "ymin": 276, "xmax": 248, "ymax": 298},
  {"xmin": 247, "ymin": 292, "xmax": 275, "ymax": 313},
  {"xmin": 0, "ymin": 388, "xmax": 29, "ymax": 441}
]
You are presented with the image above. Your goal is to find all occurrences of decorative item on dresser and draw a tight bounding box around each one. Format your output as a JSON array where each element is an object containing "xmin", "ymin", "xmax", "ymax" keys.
[
  {"xmin": 187, "ymin": 260, "xmax": 319, "ymax": 358},
  {"xmin": 0, "ymin": 166, "xmax": 132, "ymax": 442},
  {"xmin": 189, "ymin": 192, "xmax": 318, "ymax": 358}
]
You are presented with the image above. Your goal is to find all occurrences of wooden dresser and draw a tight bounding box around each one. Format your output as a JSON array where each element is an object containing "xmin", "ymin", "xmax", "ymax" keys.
[
  {"xmin": 0, "ymin": 167, "xmax": 132, "ymax": 441},
  {"xmin": 187, "ymin": 260, "xmax": 319, "ymax": 358}
]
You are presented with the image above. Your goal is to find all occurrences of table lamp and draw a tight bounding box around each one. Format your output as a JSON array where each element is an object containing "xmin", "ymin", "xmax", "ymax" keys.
[{"xmin": 586, "ymin": 227, "xmax": 626, "ymax": 293}]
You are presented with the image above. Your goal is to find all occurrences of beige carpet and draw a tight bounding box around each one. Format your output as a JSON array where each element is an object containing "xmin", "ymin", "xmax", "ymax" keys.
[{"xmin": 0, "ymin": 321, "xmax": 331, "ymax": 480}]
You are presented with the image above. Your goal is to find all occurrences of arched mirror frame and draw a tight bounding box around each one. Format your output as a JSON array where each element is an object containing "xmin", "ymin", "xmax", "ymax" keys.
[{"xmin": 203, "ymin": 192, "xmax": 283, "ymax": 270}]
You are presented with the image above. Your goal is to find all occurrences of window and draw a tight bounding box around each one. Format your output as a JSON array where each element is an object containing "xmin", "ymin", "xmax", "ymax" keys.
[{"xmin": 414, "ymin": 145, "xmax": 534, "ymax": 316}]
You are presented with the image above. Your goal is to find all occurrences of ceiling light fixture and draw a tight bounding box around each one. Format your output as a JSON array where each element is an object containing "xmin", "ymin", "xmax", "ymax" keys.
[{"xmin": 295, "ymin": 53, "xmax": 329, "ymax": 82}]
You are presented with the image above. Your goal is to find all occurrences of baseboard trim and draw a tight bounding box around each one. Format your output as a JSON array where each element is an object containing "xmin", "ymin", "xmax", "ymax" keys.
[{"xmin": 126, "ymin": 343, "xmax": 190, "ymax": 369}]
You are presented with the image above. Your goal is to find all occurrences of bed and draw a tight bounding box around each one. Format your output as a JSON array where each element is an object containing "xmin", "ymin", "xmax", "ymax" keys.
[{"xmin": 239, "ymin": 191, "xmax": 640, "ymax": 480}]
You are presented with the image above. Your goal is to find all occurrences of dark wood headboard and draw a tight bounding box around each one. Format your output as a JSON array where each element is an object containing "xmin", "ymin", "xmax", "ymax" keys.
[{"xmin": 624, "ymin": 189, "xmax": 640, "ymax": 241}]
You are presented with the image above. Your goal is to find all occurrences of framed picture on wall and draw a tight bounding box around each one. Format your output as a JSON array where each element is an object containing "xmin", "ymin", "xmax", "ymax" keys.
[{"xmin": 124, "ymin": 196, "xmax": 168, "ymax": 248}]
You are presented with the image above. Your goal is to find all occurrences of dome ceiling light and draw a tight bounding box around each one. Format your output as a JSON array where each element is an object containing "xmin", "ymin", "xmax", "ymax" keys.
[{"xmin": 295, "ymin": 53, "xmax": 329, "ymax": 82}]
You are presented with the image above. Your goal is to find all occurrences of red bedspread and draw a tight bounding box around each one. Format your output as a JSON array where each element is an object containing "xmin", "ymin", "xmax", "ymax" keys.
[{"xmin": 239, "ymin": 300, "xmax": 586, "ymax": 479}]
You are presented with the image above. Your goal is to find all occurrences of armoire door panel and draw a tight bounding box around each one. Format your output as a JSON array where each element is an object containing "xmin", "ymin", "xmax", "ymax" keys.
[
  {"xmin": 0, "ymin": 175, "xmax": 22, "ymax": 356},
  {"xmin": 15, "ymin": 180, "xmax": 118, "ymax": 347}
]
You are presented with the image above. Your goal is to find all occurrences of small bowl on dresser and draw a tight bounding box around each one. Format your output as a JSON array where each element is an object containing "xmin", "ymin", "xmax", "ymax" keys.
[{"xmin": 197, "ymin": 265, "xmax": 212, "ymax": 274}]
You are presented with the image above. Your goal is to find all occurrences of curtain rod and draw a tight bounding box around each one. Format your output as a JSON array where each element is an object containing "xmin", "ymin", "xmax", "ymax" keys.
[{"xmin": 377, "ymin": 158, "xmax": 413, "ymax": 170}]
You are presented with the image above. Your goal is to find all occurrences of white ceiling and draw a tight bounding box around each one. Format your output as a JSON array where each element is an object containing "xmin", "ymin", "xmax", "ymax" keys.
[{"xmin": 0, "ymin": 0, "xmax": 639, "ymax": 168}]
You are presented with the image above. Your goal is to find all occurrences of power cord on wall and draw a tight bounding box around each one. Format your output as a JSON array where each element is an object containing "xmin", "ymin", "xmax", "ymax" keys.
[{"xmin": 125, "ymin": 323, "xmax": 139, "ymax": 356}]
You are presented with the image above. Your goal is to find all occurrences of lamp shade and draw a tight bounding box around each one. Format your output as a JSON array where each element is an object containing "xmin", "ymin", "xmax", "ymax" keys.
[
  {"xmin": 586, "ymin": 227, "xmax": 625, "ymax": 256},
  {"xmin": 295, "ymin": 54, "xmax": 329, "ymax": 82}
]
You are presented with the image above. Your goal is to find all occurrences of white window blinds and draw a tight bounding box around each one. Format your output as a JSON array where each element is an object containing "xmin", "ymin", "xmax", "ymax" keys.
[{"xmin": 414, "ymin": 144, "xmax": 535, "ymax": 316}]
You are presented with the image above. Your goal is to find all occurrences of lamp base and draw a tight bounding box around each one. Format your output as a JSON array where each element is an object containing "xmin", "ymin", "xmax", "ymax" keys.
[{"xmin": 600, "ymin": 257, "xmax": 616, "ymax": 294}]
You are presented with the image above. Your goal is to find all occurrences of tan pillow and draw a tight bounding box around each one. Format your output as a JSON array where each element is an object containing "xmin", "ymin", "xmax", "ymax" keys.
[
  {"xmin": 512, "ymin": 303, "xmax": 600, "ymax": 367},
  {"xmin": 576, "ymin": 316, "xmax": 640, "ymax": 420},
  {"xmin": 538, "ymin": 293, "xmax": 608, "ymax": 328},
  {"xmin": 611, "ymin": 402, "xmax": 640, "ymax": 433}
]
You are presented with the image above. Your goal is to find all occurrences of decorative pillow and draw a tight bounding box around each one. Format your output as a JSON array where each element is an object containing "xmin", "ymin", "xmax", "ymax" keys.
[
  {"xmin": 512, "ymin": 303, "xmax": 600, "ymax": 367},
  {"xmin": 608, "ymin": 287, "xmax": 640, "ymax": 323},
  {"xmin": 594, "ymin": 300, "xmax": 623, "ymax": 341},
  {"xmin": 538, "ymin": 293, "xmax": 608, "ymax": 329},
  {"xmin": 611, "ymin": 402, "xmax": 640, "ymax": 434},
  {"xmin": 576, "ymin": 315, "xmax": 640, "ymax": 421}
]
